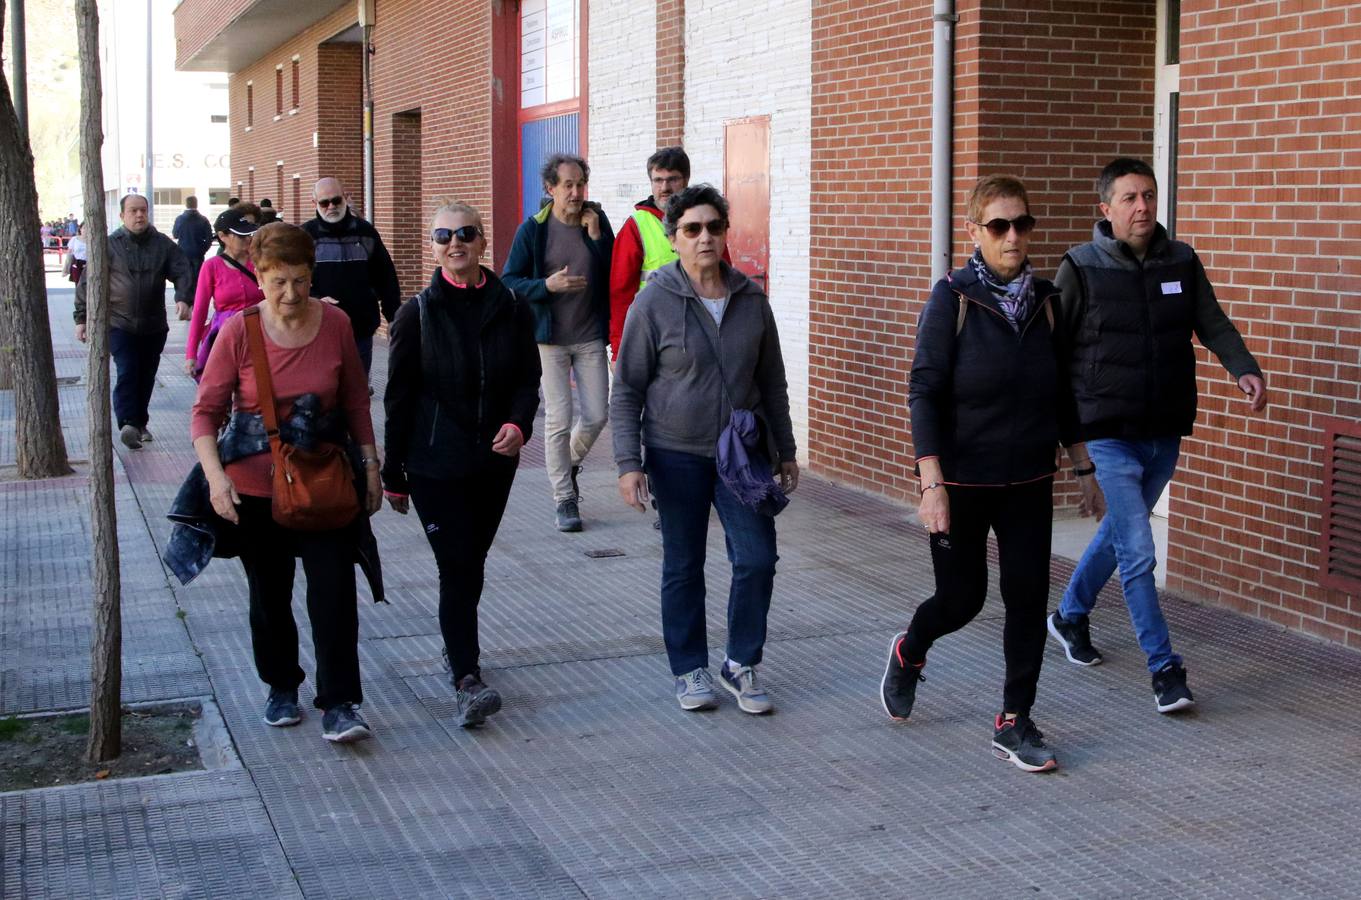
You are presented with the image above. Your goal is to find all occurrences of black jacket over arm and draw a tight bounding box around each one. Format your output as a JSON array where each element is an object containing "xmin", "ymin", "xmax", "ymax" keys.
[
  {"xmin": 382, "ymin": 268, "xmax": 541, "ymax": 493},
  {"xmin": 909, "ymin": 264, "xmax": 1063, "ymax": 486}
]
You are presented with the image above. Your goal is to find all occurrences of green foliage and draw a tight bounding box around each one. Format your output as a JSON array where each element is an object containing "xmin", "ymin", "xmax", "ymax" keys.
[{"xmin": 0, "ymin": 716, "xmax": 26, "ymax": 740}]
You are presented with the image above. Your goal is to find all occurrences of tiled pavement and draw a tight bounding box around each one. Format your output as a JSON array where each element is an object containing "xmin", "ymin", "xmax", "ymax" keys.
[{"xmin": 2, "ymin": 288, "xmax": 1360, "ymax": 899}]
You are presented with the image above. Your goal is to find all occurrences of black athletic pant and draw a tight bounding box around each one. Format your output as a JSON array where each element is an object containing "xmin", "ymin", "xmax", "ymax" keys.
[
  {"xmin": 408, "ymin": 462, "xmax": 517, "ymax": 683},
  {"xmin": 237, "ymin": 495, "xmax": 362, "ymax": 710},
  {"xmin": 903, "ymin": 477, "xmax": 1053, "ymax": 717}
]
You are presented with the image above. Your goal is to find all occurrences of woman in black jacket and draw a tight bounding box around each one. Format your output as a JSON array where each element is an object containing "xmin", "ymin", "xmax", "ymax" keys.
[
  {"xmin": 878, "ymin": 176, "xmax": 1102, "ymax": 773},
  {"xmin": 383, "ymin": 202, "xmax": 541, "ymax": 728}
]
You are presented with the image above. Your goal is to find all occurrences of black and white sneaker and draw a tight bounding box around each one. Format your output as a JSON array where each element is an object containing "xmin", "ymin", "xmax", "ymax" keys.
[
  {"xmin": 1152, "ymin": 662, "xmax": 1195, "ymax": 713},
  {"xmin": 322, "ymin": 703, "xmax": 372, "ymax": 743},
  {"xmin": 880, "ymin": 631, "xmax": 925, "ymax": 721},
  {"xmin": 555, "ymin": 498, "xmax": 582, "ymax": 532},
  {"xmin": 1047, "ymin": 611, "xmax": 1103, "ymax": 666},
  {"xmin": 991, "ymin": 715, "xmax": 1058, "ymax": 773},
  {"xmin": 263, "ymin": 688, "xmax": 302, "ymax": 727},
  {"xmin": 455, "ymin": 672, "xmax": 503, "ymax": 728}
]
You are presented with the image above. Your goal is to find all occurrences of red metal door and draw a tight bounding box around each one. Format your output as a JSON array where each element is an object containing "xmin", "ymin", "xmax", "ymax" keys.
[{"xmin": 724, "ymin": 117, "xmax": 771, "ymax": 293}]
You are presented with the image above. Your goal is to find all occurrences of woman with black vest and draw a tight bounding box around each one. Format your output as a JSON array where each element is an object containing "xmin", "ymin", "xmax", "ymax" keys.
[
  {"xmin": 382, "ymin": 202, "xmax": 541, "ymax": 729},
  {"xmin": 878, "ymin": 175, "xmax": 1102, "ymax": 773}
]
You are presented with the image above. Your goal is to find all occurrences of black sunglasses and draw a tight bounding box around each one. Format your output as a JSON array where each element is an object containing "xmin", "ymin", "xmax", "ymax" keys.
[
  {"xmin": 677, "ymin": 220, "xmax": 728, "ymax": 238},
  {"xmin": 972, "ymin": 215, "xmax": 1036, "ymax": 237},
  {"xmin": 432, "ymin": 225, "xmax": 483, "ymax": 245},
  {"xmin": 316, "ymin": 196, "xmax": 345, "ymax": 208}
]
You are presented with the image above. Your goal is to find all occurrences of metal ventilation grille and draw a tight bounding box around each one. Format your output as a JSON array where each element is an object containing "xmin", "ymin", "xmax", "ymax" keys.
[{"xmin": 1321, "ymin": 419, "xmax": 1361, "ymax": 593}]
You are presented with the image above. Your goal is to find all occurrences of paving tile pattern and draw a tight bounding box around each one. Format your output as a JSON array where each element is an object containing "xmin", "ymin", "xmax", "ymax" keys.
[{"xmin": 2, "ymin": 290, "xmax": 1359, "ymax": 898}]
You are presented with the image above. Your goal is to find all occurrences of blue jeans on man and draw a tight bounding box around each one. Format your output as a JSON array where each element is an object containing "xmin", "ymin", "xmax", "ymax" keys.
[
  {"xmin": 1058, "ymin": 436, "xmax": 1182, "ymax": 674},
  {"xmin": 108, "ymin": 327, "xmax": 167, "ymax": 430},
  {"xmin": 645, "ymin": 446, "xmax": 779, "ymax": 676}
]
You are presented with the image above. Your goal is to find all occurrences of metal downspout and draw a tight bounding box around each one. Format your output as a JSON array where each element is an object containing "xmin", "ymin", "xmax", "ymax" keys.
[{"xmin": 930, "ymin": 0, "xmax": 957, "ymax": 282}]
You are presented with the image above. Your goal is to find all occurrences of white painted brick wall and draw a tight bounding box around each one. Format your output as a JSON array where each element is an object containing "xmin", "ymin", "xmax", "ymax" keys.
[
  {"xmin": 684, "ymin": 0, "xmax": 812, "ymax": 459},
  {"xmin": 588, "ymin": 0, "xmax": 657, "ymax": 230}
]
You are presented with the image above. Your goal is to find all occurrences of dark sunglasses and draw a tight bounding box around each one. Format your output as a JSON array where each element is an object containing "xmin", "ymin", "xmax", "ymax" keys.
[
  {"xmin": 316, "ymin": 196, "xmax": 345, "ymax": 209},
  {"xmin": 972, "ymin": 215, "xmax": 1036, "ymax": 237},
  {"xmin": 677, "ymin": 220, "xmax": 728, "ymax": 238},
  {"xmin": 432, "ymin": 225, "xmax": 483, "ymax": 245}
]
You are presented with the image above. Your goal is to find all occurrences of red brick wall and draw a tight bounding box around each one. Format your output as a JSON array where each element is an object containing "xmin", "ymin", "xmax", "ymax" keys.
[
  {"xmin": 1171, "ymin": 1, "xmax": 1361, "ymax": 649},
  {"xmin": 316, "ymin": 42, "xmax": 365, "ymax": 217},
  {"xmin": 389, "ymin": 111, "xmax": 425, "ymax": 298},
  {"xmin": 656, "ymin": 0, "xmax": 686, "ymax": 146}
]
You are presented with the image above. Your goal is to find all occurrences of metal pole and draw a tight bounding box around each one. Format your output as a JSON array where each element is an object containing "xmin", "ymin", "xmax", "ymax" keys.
[
  {"xmin": 362, "ymin": 24, "xmax": 374, "ymax": 222},
  {"xmin": 929, "ymin": 0, "xmax": 956, "ymax": 282},
  {"xmin": 11, "ymin": 0, "xmax": 27, "ymax": 140},
  {"xmin": 144, "ymin": 0, "xmax": 154, "ymax": 222}
]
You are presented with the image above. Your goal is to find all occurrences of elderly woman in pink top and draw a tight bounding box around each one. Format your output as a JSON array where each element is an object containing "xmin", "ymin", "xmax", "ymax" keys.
[{"xmin": 185, "ymin": 204, "xmax": 264, "ymax": 378}]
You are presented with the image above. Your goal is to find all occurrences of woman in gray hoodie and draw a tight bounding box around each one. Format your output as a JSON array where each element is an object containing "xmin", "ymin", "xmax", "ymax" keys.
[{"xmin": 611, "ymin": 184, "xmax": 798, "ymax": 715}]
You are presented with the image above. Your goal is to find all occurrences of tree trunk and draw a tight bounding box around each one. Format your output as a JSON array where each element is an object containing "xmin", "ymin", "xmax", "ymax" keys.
[
  {"xmin": 76, "ymin": 0, "xmax": 121, "ymax": 763},
  {"xmin": 0, "ymin": 0, "xmax": 72, "ymax": 476}
]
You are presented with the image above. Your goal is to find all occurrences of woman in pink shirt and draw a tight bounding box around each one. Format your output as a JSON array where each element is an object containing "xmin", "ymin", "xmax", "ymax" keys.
[
  {"xmin": 185, "ymin": 204, "xmax": 264, "ymax": 379},
  {"xmin": 192, "ymin": 222, "xmax": 382, "ymax": 744}
]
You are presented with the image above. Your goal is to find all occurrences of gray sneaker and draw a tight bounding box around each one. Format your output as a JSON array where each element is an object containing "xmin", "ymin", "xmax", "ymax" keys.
[
  {"xmin": 719, "ymin": 660, "xmax": 773, "ymax": 714},
  {"xmin": 675, "ymin": 667, "xmax": 718, "ymax": 711},
  {"xmin": 119, "ymin": 424, "xmax": 142, "ymax": 450},
  {"xmin": 555, "ymin": 498, "xmax": 582, "ymax": 532},
  {"xmin": 139, "ymin": 429, "xmax": 154, "ymax": 443}
]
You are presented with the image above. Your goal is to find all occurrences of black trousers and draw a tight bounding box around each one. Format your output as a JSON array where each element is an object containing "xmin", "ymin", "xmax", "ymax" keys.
[
  {"xmin": 408, "ymin": 461, "xmax": 517, "ymax": 683},
  {"xmin": 237, "ymin": 495, "xmax": 362, "ymax": 710},
  {"xmin": 904, "ymin": 477, "xmax": 1053, "ymax": 717},
  {"xmin": 109, "ymin": 327, "xmax": 166, "ymax": 429}
]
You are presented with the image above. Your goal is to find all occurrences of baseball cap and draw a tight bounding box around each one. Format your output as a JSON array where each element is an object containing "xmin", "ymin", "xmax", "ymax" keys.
[{"xmin": 214, "ymin": 207, "xmax": 259, "ymax": 236}]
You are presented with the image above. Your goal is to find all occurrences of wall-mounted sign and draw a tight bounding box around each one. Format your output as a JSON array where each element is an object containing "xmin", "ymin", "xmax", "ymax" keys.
[{"xmin": 520, "ymin": 0, "xmax": 578, "ymax": 109}]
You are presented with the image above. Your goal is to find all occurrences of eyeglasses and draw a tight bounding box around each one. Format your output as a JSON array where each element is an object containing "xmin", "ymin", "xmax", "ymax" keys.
[
  {"xmin": 971, "ymin": 215, "xmax": 1036, "ymax": 237},
  {"xmin": 316, "ymin": 196, "xmax": 345, "ymax": 209},
  {"xmin": 651, "ymin": 174, "xmax": 685, "ymax": 186},
  {"xmin": 677, "ymin": 220, "xmax": 728, "ymax": 238},
  {"xmin": 432, "ymin": 225, "xmax": 483, "ymax": 245}
]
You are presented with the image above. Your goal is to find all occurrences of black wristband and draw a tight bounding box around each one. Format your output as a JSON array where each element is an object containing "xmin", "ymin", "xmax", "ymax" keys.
[{"xmin": 1073, "ymin": 464, "xmax": 1096, "ymax": 477}]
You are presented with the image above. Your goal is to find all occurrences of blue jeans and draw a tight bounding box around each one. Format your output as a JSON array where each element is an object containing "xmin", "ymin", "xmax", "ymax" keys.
[
  {"xmin": 646, "ymin": 446, "xmax": 779, "ymax": 676},
  {"xmin": 108, "ymin": 327, "xmax": 166, "ymax": 429},
  {"xmin": 1059, "ymin": 437, "xmax": 1182, "ymax": 673}
]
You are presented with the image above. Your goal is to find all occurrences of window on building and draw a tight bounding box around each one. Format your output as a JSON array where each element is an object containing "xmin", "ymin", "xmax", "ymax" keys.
[
  {"xmin": 520, "ymin": 0, "xmax": 579, "ymax": 108},
  {"xmin": 246, "ymin": 83, "xmax": 254, "ymax": 127},
  {"xmin": 276, "ymin": 66, "xmax": 284, "ymax": 116},
  {"xmin": 208, "ymin": 188, "xmax": 232, "ymax": 206},
  {"xmin": 1166, "ymin": 0, "xmax": 1180, "ymax": 64},
  {"xmin": 210, "ymin": 114, "xmax": 228, "ymax": 124},
  {"xmin": 292, "ymin": 176, "xmax": 301, "ymax": 225},
  {"xmin": 276, "ymin": 165, "xmax": 284, "ymax": 211},
  {"xmin": 291, "ymin": 57, "xmax": 300, "ymax": 110},
  {"xmin": 153, "ymin": 188, "xmax": 185, "ymax": 207}
]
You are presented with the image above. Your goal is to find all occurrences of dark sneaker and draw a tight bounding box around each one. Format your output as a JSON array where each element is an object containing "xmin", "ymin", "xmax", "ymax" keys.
[
  {"xmin": 555, "ymin": 498, "xmax": 582, "ymax": 532},
  {"xmin": 992, "ymin": 715, "xmax": 1058, "ymax": 773},
  {"xmin": 1048, "ymin": 611, "xmax": 1103, "ymax": 666},
  {"xmin": 263, "ymin": 688, "xmax": 301, "ymax": 727},
  {"xmin": 569, "ymin": 464, "xmax": 582, "ymax": 500},
  {"xmin": 119, "ymin": 424, "xmax": 143, "ymax": 450},
  {"xmin": 675, "ymin": 668, "xmax": 719, "ymax": 711},
  {"xmin": 1152, "ymin": 662, "xmax": 1195, "ymax": 713},
  {"xmin": 321, "ymin": 703, "xmax": 372, "ymax": 743},
  {"xmin": 880, "ymin": 631, "xmax": 925, "ymax": 721},
  {"xmin": 719, "ymin": 660, "xmax": 773, "ymax": 714},
  {"xmin": 139, "ymin": 429, "xmax": 154, "ymax": 443},
  {"xmin": 454, "ymin": 672, "xmax": 502, "ymax": 728}
]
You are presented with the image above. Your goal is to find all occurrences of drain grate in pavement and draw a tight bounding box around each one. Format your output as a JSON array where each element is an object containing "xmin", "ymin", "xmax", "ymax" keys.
[{"xmin": 583, "ymin": 548, "xmax": 626, "ymax": 558}]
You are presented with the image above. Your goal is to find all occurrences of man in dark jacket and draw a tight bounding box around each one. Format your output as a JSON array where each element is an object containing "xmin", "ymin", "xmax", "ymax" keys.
[
  {"xmin": 502, "ymin": 152, "xmax": 614, "ymax": 532},
  {"xmin": 1046, "ymin": 158, "xmax": 1269, "ymax": 715},
  {"xmin": 172, "ymin": 195, "xmax": 214, "ymax": 298},
  {"xmin": 75, "ymin": 193, "xmax": 192, "ymax": 449},
  {"xmin": 302, "ymin": 177, "xmax": 402, "ymax": 376}
]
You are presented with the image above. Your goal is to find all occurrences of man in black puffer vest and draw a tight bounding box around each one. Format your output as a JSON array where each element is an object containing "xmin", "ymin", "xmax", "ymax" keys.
[{"xmin": 1046, "ymin": 158, "xmax": 1269, "ymax": 715}]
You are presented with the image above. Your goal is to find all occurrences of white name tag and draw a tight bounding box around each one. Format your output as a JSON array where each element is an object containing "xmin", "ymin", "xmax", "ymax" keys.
[{"xmin": 1161, "ymin": 281, "xmax": 1182, "ymax": 295}]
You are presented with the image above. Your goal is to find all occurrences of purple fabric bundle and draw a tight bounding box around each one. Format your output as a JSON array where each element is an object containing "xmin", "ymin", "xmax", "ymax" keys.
[{"xmin": 716, "ymin": 408, "xmax": 788, "ymax": 517}]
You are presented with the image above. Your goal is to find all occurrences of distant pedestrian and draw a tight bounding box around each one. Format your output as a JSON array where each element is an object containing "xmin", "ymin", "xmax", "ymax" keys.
[
  {"xmin": 190, "ymin": 222, "xmax": 383, "ymax": 744},
  {"xmin": 502, "ymin": 152, "xmax": 614, "ymax": 532},
  {"xmin": 881, "ymin": 175, "xmax": 1095, "ymax": 773},
  {"xmin": 62, "ymin": 222, "xmax": 88, "ymax": 284},
  {"xmin": 302, "ymin": 177, "xmax": 402, "ymax": 377},
  {"xmin": 383, "ymin": 202, "xmax": 541, "ymax": 728},
  {"xmin": 173, "ymin": 195, "xmax": 215, "ymax": 300},
  {"xmin": 74, "ymin": 194, "xmax": 192, "ymax": 450},
  {"xmin": 1046, "ymin": 158, "xmax": 1268, "ymax": 713},
  {"xmin": 184, "ymin": 204, "xmax": 264, "ymax": 379},
  {"xmin": 612, "ymin": 184, "xmax": 798, "ymax": 715},
  {"xmin": 259, "ymin": 198, "xmax": 279, "ymax": 225},
  {"xmin": 228, "ymin": 197, "xmax": 241, "ymax": 207},
  {"xmin": 64, "ymin": 214, "xmax": 78, "ymax": 237}
]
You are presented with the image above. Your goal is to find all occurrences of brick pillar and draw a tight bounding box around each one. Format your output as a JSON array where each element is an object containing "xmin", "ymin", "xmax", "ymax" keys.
[
  {"xmin": 316, "ymin": 43, "xmax": 365, "ymax": 216},
  {"xmin": 389, "ymin": 110, "xmax": 424, "ymax": 303},
  {"xmin": 655, "ymin": 0, "xmax": 685, "ymax": 146}
]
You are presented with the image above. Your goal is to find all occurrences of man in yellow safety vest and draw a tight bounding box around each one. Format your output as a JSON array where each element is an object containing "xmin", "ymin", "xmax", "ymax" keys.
[{"xmin": 608, "ymin": 147, "xmax": 691, "ymax": 358}]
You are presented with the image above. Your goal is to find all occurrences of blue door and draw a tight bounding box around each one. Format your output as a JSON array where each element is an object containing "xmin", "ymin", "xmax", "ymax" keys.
[{"xmin": 521, "ymin": 113, "xmax": 579, "ymax": 220}]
